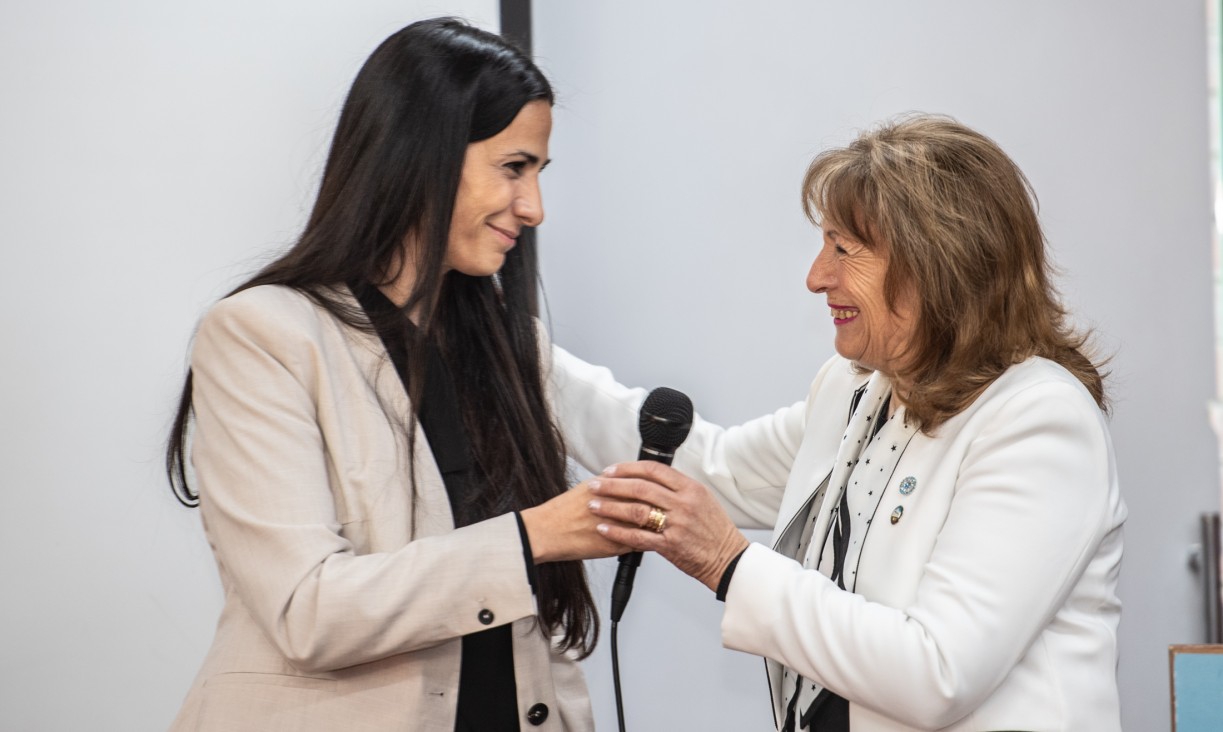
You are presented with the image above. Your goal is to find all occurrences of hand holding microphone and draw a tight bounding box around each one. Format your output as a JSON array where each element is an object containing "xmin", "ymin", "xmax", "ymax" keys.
[
  {"xmin": 591, "ymin": 392, "xmax": 751, "ymax": 596},
  {"xmin": 523, "ymin": 387, "xmax": 698, "ymax": 574},
  {"xmin": 608, "ymin": 387, "xmax": 694, "ymax": 623}
]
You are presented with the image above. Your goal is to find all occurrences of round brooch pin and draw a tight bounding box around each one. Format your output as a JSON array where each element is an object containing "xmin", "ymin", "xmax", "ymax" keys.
[
  {"xmin": 890, "ymin": 506, "xmax": 904, "ymax": 524},
  {"xmin": 899, "ymin": 476, "xmax": 917, "ymax": 495}
]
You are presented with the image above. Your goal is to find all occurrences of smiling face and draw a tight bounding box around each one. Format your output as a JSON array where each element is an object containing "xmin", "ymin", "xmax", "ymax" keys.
[
  {"xmin": 806, "ymin": 224, "xmax": 917, "ymax": 378},
  {"xmin": 445, "ymin": 100, "xmax": 552, "ymax": 277}
]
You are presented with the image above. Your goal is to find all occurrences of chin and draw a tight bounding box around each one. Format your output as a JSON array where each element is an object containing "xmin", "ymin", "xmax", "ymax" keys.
[
  {"xmin": 478, "ymin": 257, "xmax": 506, "ymax": 277},
  {"xmin": 449, "ymin": 256, "xmax": 506, "ymax": 278},
  {"xmin": 835, "ymin": 346, "xmax": 875, "ymax": 372}
]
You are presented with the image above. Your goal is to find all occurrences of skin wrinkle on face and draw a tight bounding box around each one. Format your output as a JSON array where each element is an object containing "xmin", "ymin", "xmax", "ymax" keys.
[{"xmin": 806, "ymin": 224, "xmax": 918, "ymax": 390}]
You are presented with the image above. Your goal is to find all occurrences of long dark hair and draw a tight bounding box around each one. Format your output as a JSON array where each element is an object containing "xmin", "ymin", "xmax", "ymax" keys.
[{"xmin": 166, "ymin": 18, "xmax": 599, "ymax": 657}]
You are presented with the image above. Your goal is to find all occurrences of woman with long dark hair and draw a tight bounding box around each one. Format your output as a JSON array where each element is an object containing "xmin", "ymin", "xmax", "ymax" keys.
[{"xmin": 166, "ymin": 18, "xmax": 624, "ymax": 731}]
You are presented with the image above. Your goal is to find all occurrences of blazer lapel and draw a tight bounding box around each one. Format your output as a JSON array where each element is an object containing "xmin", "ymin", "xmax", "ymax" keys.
[
  {"xmin": 769, "ymin": 371, "xmax": 890, "ymax": 560},
  {"xmin": 803, "ymin": 372, "xmax": 894, "ymax": 570}
]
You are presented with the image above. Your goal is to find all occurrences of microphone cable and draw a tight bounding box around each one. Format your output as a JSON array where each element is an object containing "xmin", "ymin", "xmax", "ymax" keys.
[{"xmin": 610, "ymin": 387, "xmax": 693, "ymax": 732}]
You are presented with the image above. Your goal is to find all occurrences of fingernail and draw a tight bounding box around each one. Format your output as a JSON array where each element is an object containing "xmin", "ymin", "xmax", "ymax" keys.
[
  {"xmin": 588, "ymin": 480, "xmax": 601, "ymax": 492},
  {"xmin": 596, "ymin": 524, "xmax": 609, "ymax": 534},
  {"xmin": 602, "ymin": 465, "xmax": 617, "ymax": 476},
  {"xmin": 588, "ymin": 500, "xmax": 601, "ymax": 511}
]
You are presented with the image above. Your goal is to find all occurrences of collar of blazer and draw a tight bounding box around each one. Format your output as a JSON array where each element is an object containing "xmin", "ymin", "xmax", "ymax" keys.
[{"xmin": 768, "ymin": 361, "xmax": 875, "ymax": 552}]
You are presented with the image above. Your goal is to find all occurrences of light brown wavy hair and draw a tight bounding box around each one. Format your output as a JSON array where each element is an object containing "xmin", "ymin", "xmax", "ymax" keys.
[{"xmin": 802, "ymin": 114, "xmax": 1108, "ymax": 432}]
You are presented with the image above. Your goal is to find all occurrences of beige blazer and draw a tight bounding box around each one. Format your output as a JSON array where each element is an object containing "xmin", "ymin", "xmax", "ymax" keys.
[{"xmin": 170, "ymin": 285, "xmax": 593, "ymax": 731}]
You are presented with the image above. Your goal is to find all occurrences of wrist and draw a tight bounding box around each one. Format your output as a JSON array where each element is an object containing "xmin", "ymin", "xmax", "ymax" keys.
[
  {"xmin": 715, "ymin": 544, "xmax": 750, "ymax": 601},
  {"xmin": 519, "ymin": 506, "xmax": 552, "ymax": 564},
  {"xmin": 700, "ymin": 534, "xmax": 751, "ymax": 592}
]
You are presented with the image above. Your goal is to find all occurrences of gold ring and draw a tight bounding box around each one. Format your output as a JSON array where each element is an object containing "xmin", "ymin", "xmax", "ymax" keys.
[{"xmin": 644, "ymin": 506, "xmax": 667, "ymax": 533}]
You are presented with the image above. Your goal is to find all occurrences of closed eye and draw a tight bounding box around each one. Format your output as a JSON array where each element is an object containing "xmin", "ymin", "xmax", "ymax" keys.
[{"xmin": 504, "ymin": 151, "xmax": 550, "ymax": 177}]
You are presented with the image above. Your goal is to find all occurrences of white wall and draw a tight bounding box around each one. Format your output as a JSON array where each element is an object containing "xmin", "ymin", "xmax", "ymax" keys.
[
  {"xmin": 0, "ymin": 3, "xmax": 497, "ymax": 729},
  {"xmin": 2, "ymin": 3, "xmax": 1217, "ymax": 732},
  {"xmin": 533, "ymin": 2, "xmax": 1219, "ymax": 731}
]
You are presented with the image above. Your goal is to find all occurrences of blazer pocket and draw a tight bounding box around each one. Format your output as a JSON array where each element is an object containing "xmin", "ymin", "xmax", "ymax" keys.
[{"xmin": 196, "ymin": 673, "xmax": 338, "ymax": 731}]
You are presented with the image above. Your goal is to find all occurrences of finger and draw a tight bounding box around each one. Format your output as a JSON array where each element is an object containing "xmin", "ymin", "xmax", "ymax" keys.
[
  {"xmin": 588, "ymin": 477, "xmax": 675, "ymax": 508},
  {"xmin": 602, "ymin": 460, "xmax": 685, "ymax": 486},
  {"xmin": 592, "ymin": 535, "xmax": 635, "ymax": 557},
  {"xmin": 588, "ymin": 497, "xmax": 663, "ymax": 529},
  {"xmin": 596, "ymin": 521, "xmax": 668, "ymax": 553}
]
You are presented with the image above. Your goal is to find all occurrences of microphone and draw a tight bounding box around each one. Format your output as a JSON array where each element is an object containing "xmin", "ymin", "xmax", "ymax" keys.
[{"xmin": 609, "ymin": 387, "xmax": 694, "ymax": 623}]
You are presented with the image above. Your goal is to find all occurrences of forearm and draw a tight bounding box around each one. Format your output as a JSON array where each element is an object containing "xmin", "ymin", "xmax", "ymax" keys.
[{"xmin": 204, "ymin": 504, "xmax": 538, "ymax": 673}]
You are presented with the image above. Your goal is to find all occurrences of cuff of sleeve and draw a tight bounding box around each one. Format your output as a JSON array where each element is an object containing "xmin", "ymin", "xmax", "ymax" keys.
[
  {"xmin": 514, "ymin": 511, "xmax": 539, "ymax": 594},
  {"xmin": 715, "ymin": 546, "xmax": 749, "ymax": 602}
]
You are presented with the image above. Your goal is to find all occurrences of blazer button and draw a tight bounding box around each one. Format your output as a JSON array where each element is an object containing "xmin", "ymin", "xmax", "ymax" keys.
[
  {"xmin": 477, "ymin": 609, "xmax": 494, "ymax": 625},
  {"xmin": 526, "ymin": 703, "xmax": 549, "ymax": 725}
]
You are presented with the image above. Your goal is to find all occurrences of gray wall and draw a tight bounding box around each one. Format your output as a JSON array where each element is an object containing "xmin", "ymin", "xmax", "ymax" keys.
[
  {"xmin": 533, "ymin": 2, "xmax": 1219, "ymax": 731},
  {"xmin": 0, "ymin": 2, "xmax": 497, "ymax": 729}
]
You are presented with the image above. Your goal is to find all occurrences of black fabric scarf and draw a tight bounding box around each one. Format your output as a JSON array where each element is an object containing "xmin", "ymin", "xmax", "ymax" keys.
[
  {"xmin": 349, "ymin": 281, "xmax": 519, "ymax": 732},
  {"xmin": 783, "ymin": 387, "xmax": 890, "ymax": 732}
]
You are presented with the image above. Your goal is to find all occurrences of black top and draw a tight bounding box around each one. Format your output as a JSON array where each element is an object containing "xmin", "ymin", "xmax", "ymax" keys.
[{"xmin": 350, "ymin": 282, "xmax": 530, "ymax": 732}]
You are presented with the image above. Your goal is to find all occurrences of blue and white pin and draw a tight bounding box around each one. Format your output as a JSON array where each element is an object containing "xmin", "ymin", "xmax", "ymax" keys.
[{"xmin": 891, "ymin": 476, "xmax": 917, "ymax": 525}]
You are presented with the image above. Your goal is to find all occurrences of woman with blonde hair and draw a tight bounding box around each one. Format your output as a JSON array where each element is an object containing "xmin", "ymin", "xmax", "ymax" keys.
[{"xmin": 577, "ymin": 114, "xmax": 1125, "ymax": 731}]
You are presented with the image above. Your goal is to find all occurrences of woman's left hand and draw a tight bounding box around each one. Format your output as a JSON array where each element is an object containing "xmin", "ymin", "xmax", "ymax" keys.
[{"xmin": 588, "ymin": 461, "xmax": 750, "ymax": 593}]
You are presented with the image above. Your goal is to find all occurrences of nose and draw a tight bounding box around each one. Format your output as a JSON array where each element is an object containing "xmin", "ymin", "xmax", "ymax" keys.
[
  {"xmin": 513, "ymin": 177, "xmax": 544, "ymax": 228},
  {"xmin": 806, "ymin": 246, "xmax": 834, "ymax": 294}
]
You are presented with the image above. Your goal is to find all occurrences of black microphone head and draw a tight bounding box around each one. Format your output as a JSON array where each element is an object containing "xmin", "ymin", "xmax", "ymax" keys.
[{"xmin": 638, "ymin": 387, "xmax": 693, "ymax": 452}]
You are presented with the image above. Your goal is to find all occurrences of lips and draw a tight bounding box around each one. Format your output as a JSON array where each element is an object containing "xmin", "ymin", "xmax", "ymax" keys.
[{"xmin": 488, "ymin": 224, "xmax": 519, "ymax": 245}]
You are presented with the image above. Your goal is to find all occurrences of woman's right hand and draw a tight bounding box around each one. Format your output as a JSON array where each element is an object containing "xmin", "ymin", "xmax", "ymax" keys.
[{"xmin": 520, "ymin": 481, "xmax": 636, "ymax": 563}]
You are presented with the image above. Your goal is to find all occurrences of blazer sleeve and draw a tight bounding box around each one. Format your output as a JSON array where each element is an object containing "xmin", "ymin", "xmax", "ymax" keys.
[
  {"xmin": 545, "ymin": 341, "xmax": 807, "ymax": 530},
  {"xmin": 720, "ymin": 376, "xmax": 1121, "ymax": 729},
  {"xmin": 190, "ymin": 292, "xmax": 538, "ymax": 674}
]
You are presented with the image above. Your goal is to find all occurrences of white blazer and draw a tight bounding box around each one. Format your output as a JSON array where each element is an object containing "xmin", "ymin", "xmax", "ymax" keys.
[{"xmin": 548, "ymin": 348, "xmax": 1126, "ymax": 732}]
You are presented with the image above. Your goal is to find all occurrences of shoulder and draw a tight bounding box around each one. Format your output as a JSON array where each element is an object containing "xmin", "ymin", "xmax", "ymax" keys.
[
  {"xmin": 203, "ymin": 285, "xmax": 326, "ymax": 327},
  {"xmin": 952, "ymin": 357, "xmax": 1110, "ymax": 443},
  {"xmin": 193, "ymin": 285, "xmax": 360, "ymax": 367},
  {"xmin": 200, "ymin": 284, "xmax": 361, "ymax": 336},
  {"xmin": 983, "ymin": 357, "xmax": 1100, "ymax": 410}
]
